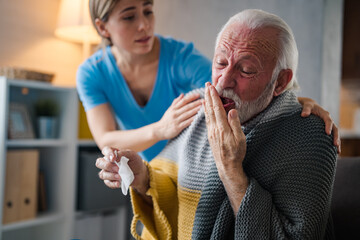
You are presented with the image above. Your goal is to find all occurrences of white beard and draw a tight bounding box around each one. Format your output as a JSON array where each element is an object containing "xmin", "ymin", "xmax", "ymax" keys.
[{"xmin": 216, "ymin": 79, "xmax": 276, "ymax": 123}]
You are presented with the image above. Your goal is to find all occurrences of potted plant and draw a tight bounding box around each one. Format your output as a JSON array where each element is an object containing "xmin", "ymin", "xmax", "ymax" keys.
[{"xmin": 34, "ymin": 99, "xmax": 60, "ymax": 139}]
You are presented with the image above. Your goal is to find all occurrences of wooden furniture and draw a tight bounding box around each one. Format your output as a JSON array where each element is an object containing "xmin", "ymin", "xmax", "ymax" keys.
[
  {"xmin": 340, "ymin": 0, "xmax": 360, "ymax": 158},
  {"xmin": 0, "ymin": 77, "xmax": 78, "ymax": 240}
]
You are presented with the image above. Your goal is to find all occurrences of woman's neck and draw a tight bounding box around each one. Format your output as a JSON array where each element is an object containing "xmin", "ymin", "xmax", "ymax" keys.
[{"xmin": 111, "ymin": 37, "xmax": 160, "ymax": 72}]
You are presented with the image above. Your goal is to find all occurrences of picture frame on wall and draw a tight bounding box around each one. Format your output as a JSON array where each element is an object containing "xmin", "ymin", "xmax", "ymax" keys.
[{"xmin": 8, "ymin": 103, "xmax": 35, "ymax": 139}]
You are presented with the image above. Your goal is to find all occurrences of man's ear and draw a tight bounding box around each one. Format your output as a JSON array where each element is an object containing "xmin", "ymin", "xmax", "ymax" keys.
[
  {"xmin": 273, "ymin": 69, "xmax": 293, "ymax": 96},
  {"xmin": 95, "ymin": 18, "xmax": 110, "ymax": 38}
]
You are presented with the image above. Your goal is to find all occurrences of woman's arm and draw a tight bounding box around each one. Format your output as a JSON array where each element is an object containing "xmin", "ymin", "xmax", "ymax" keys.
[
  {"xmin": 298, "ymin": 97, "xmax": 340, "ymax": 153},
  {"xmin": 87, "ymin": 103, "xmax": 159, "ymax": 152},
  {"xmin": 86, "ymin": 92, "xmax": 202, "ymax": 152}
]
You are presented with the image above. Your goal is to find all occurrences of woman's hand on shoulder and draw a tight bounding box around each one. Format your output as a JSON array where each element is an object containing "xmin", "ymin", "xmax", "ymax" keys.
[
  {"xmin": 154, "ymin": 93, "xmax": 202, "ymax": 140},
  {"xmin": 298, "ymin": 97, "xmax": 341, "ymax": 153}
]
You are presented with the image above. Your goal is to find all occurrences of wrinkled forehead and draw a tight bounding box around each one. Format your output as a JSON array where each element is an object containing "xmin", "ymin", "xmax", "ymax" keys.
[{"xmin": 217, "ymin": 24, "xmax": 280, "ymax": 59}]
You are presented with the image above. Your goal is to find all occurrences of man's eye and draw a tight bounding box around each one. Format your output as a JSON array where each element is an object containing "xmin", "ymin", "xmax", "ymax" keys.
[
  {"xmin": 240, "ymin": 67, "xmax": 256, "ymax": 75},
  {"xmin": 216, "ymin": 62, "xmax": 227, "ymax": 67},
  {"xmin": 242, "ymin": 70, "xmax": 255, "ymax": 74},
  {"xmin": 240, "ymin": 69, "xmax": 257, "ymax": 78}
]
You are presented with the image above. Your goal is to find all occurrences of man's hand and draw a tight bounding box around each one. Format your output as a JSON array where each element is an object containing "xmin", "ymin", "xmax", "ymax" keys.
[
  {"xmin": 203, "ymin": 82, "xmax": 248, "ymax": 214},
  {"xmin": 96, "ymin": 147, "xmax": 150, "ymax": 197}
]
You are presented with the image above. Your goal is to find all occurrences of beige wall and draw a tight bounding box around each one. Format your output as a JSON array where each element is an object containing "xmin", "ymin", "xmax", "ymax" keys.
[
  {"xmin": 0, "ymin": 0, "xmax": 343, "ymax": 125},
  {"xmin": 0, "ymin": 0, "xmax": 83, "ymax": 87}
]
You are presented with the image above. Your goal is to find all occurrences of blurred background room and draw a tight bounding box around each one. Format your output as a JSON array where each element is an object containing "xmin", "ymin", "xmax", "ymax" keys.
[{"xmin": 0, "ymin": 0, "xmax": 359, "ymax": 239}]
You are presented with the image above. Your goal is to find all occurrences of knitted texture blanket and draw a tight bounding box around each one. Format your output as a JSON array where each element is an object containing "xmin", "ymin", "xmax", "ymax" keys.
[{"xmin": 130, "ymin": 89, "xmax": 337, "ymax": 240}]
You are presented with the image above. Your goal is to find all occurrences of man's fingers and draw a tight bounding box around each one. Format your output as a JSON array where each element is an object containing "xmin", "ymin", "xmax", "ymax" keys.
[
  {"xmin": 204, "ymin": 82, "xmax": 216, "ymax": 125},
  {"xmin": 228, "ymin": 109, "xmax": 242, "ymax": 139},
  {"xmin": 209, "ymin": 84, "xmax": 228, "ymax": 128}
]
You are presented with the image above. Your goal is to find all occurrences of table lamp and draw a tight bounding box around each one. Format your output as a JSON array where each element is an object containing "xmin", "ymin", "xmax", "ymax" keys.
[{"xmin": 55, "ymin": 0, "xmax": 100, "ymax": 59}]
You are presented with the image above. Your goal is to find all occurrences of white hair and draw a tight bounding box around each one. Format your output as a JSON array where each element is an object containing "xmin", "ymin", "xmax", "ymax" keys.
[{"xmin": 215, "ymin": 9, "xmax": 300, "ymax": 91}]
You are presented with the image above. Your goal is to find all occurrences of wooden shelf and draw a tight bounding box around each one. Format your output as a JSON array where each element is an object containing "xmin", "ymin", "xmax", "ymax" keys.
[
  {"xmin": 7, "ymin": 79, "xmax": 70, "ymax": 91},
  {"xmin": 340, "ymin": 129, "xmax": 360, "ymax": 139},
  {"xmin": 7, "ymin": 139, "xmax": 67, "ymax": 148},
  {"xmin": 77, "ymin": 139, "xmax": 97, "ymax": 147},
  {"xmin": 2, "ymin": 212, "xmax": 64, "ymax": 232}
]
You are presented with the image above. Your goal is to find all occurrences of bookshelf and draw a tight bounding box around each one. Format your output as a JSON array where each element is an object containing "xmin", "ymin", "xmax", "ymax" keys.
[{"xmin": 0, "ymin": 77, "xmax": 78, "ymax": 240}]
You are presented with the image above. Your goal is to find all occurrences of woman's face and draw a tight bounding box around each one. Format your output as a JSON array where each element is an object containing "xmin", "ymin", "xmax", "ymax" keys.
[{"xmin": 103, "ymin": 0, "xmax": 155, "ymax": 55}]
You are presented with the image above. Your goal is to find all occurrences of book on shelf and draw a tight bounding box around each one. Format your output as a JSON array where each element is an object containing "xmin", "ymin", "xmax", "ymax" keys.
[
  {"xmin": 38, "ymin": 171, "xmax": 47, "ymax": 212},
  {"xmin": 2, "ymin": 150, "xmax": 39, "ymax": 224}
]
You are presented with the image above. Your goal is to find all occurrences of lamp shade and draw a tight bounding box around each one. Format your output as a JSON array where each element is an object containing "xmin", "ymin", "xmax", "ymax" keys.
[{"xmin": 55, "ymin": 0, "xmax": 100, "ymax": 44}]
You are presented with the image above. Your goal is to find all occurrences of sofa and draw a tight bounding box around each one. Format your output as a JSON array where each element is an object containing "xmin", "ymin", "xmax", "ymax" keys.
[{"xmin": 331, "ymin": 157, "xmax": 360, "ymax": 239}]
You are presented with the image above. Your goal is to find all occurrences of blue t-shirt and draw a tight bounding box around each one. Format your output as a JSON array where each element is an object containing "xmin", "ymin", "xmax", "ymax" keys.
[{"xmin": 76, "ymin": 35, "xmax": 212, "ymax": 161}]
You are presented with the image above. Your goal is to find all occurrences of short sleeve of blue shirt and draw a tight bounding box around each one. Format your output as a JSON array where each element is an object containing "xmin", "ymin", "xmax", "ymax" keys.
[{"xmin": 76, "ymin": 35, "xmax": 212, "ymax": 161}]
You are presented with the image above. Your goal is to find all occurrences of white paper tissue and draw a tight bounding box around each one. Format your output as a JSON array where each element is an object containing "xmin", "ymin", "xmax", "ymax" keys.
[{"xmin": 114, "ymin": 154, "xmax": 134, "ymax": 195}]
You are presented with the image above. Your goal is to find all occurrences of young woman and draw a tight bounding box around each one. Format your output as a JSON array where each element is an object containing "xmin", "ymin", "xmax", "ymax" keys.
[{"xmin": 76, "ymin": 0, "xmax": 340, "ymax": 162}]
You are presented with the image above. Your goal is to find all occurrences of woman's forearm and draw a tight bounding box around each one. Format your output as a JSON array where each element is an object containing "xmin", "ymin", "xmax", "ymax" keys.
[{"xmin": 96, "ymin": 122, "xmax": 161, "ymax": 152}]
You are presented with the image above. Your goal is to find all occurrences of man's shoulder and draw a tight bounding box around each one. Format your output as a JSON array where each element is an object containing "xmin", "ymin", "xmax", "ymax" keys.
[
  {"xmin": 261, "ymin": 109, "xmax": 336, "ymax": 155},
  {"xmin": 264, "ymin": 109, "xmax": 328, "ymax": 138},
  {"xmin": 286, "ymin": 110, "xmax": 327, "ymax": 134},
  {"xmin": 247, "ymin": 110, "xmax": 337, "ymax": 172}
]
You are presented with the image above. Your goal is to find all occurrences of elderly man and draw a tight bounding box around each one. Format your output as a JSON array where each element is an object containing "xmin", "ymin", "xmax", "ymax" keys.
[{"xmin": 98, "ymin": 9, "xmax": 337, "ymax": 239}]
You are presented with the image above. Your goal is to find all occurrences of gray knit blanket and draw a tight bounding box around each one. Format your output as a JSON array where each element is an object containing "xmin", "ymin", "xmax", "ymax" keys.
[{"xmin": 158, "ymin": 89, "xmax": 337, "ymax": 239}]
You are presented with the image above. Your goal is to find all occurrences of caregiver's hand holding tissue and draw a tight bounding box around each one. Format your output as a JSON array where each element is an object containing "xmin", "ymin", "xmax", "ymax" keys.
[{"xmin": 97, "ymin": 146, "xmax": 151, "ymax": 201}]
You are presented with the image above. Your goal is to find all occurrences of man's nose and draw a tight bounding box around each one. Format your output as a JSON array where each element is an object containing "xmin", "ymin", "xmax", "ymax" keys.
[{"xmin": 218, "ymin": 68, "xmax": 236, "ymax": 89}]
